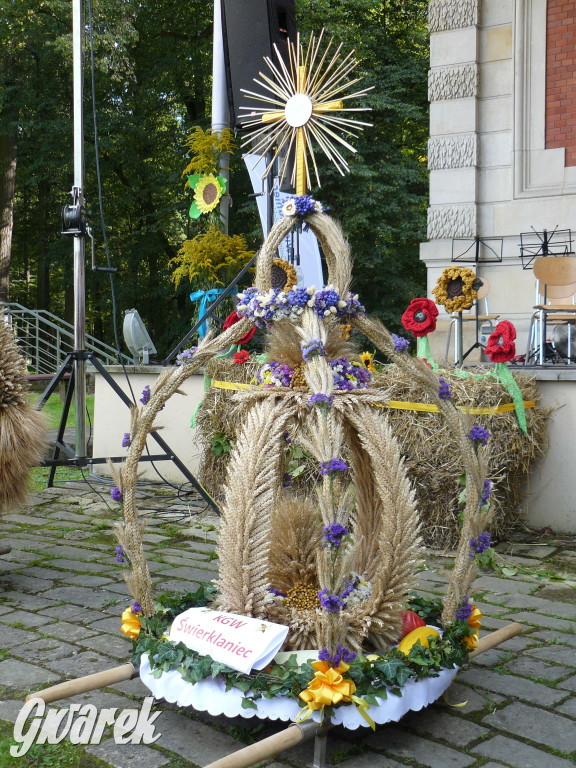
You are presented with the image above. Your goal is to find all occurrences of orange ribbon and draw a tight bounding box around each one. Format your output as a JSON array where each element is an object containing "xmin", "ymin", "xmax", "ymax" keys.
[
  {"xmin": 121, "ymin": 607, "xmax": 142, "ymax": 640},
  {"xmin": 464, "ymin": 606, "xmax": 482, "ymax": 649}
]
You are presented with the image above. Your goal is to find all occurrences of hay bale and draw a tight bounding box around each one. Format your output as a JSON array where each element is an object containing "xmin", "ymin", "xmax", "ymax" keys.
[{"xmin": 195, "ymin": 358, "xmax": 547, "ymax": 548}]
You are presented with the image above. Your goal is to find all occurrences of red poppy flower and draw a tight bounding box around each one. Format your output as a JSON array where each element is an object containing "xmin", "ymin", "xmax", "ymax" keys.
[
  {"xmin": 233, "ymin": 350, "xmax": 250, "ymax": 365},
  {"xmin": 401, "ymin": 298, "xmax": 439, "ymax": 337},
  {"xmin": 223, "ymin": 310, "xmax": 256, "ymax": 345},
  {"xmin": 485, "ymin": 320, "xmax": 516, "ymax": 363}
]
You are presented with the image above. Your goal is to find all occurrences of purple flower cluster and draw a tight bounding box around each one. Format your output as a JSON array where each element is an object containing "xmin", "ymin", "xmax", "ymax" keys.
[
  {"xmin": 467, "ymin": 425, "xmax": 490, "ymax": 446},
  {"xmin": 257, "ymin": 361, "xmax": 295, "ymax": 387},
  {"xmin": 284, "ymin": 431, "xmax": 292, "ymax": 444},
  {"xmin": 319, "ymin": 458, "xmax": 348, "ymax": 476},
  {"xmin": 115, "ymin": 545, "xmax": 125, "ymax": 563},
  {"xmin": 294, "ymin": 195, "xmax": 319, "ymax": 216},
  {"xmin": 318, "ymin": 589, "xmax": 345, "ymax": 613},
  {"xmin": 301, "ymin": 338, "xmax": 326, "ymax": 361},
  {"xmin": 176, "ymin": 347, "xmax": 197, "ymax": 365},
  {"xmin": 330, "ymin": 358, "xmax": 372, "ymax": 390},
  {"xmin": 480, "ymin": 479, "xmax": 493, "ymax": 506},
  {"xmin": 438, "ymin": 378, "xmax": 452, "ymax": 400},
  {"xmin": 392, "ymin": 333, "xmax": 410, "ymax": 352},
  {"xmin": 140, "ymin": 385, "xmax": 151, "ymax": 405},
  {"xmin": 340, "ymin": 575, "xmax": 360, "ymax": 599},
  {"xmin": 132, "ymin": 601, "xmax": 142, "ymax": 613},
  {"xmin": 322, "ymin": 523, "xmax": 349, "ymax": 547},
  {"xmin": 283, "ymin": 473, "xmax": 292, "ymax": 487},
  {"xmin": 469, "ymin": 531, "xmax": 491, "ymax": 558},
  {"xmin": 456, "ymin": 596, "xmax": 473, "ymax": 620},
  {"xmin": 308, "ymin": 393, "xmax": 334, "ymax": 413},
  {"xmin": 236, "ymin": 286, "xmax": 364, "ymax": 328},
  {"xmin": 122, "ymin": 433, "xmax": 131, "ymax": 448},
  {"xmin": 318, "ymin": 645, "xmax": 357, "ymax": 666},
  {"xmin": 110, "ymin": 487, "xmax": 123, "ymax": 502},
  {"xmin": 269, "ymin": 587, "xmax": 287, "ymax": 597}
]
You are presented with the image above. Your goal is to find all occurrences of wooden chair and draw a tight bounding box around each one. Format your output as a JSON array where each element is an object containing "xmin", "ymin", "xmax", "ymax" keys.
[
  {"xmin": 524, "ymin": 256, "xmax": 576, "ymax": 365},
  {"xmin": 444, "ymin": 277, "xmax": 499, "ymax": 365}
]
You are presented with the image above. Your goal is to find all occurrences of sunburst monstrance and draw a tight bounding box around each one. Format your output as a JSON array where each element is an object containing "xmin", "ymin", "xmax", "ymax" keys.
[{"xmin": 239, "ymin": 30, "xmax": 373, "ymax": 196}]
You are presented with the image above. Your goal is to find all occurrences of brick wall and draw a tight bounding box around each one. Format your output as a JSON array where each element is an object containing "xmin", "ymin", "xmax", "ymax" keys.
[{"xmin": 546, "ymin": 0, "xmax": 576, "ymax": 166}]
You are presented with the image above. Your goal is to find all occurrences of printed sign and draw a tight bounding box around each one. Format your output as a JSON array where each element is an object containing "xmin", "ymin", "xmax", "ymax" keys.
[{"xmin": 169, "ymin": 607, "xmax": 289, "ymax": 674}]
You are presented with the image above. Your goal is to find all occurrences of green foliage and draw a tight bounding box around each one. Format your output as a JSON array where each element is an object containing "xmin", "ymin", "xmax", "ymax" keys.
[
  {"xmin": 171, "ymin": 225, "xmax": 254, "ymax": 288},
  {"xmin": 407, "ymin": 593, "xmax": 444, "ymax": 624},
  {"xmin": 210, "ymin": 432, "xmax": 232, "ymax": 457}
]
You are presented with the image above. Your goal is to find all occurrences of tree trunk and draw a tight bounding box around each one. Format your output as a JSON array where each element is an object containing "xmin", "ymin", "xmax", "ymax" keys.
[{"xmin": 0, "ymin": 133, "xmax": 17, "ymax": 303}]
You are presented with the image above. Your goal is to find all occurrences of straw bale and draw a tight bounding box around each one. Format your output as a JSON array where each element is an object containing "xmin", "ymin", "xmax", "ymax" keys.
[{"xmin": 196, "ymin": 359, "xmax": 547, "ymax": 548}]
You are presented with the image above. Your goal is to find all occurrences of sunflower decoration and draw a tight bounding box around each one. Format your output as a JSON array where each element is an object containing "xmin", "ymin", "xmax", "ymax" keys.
[
  {"xmin": 432, "ymin": 267, "xmax": 480, "ymax": 313},
  {"xmin": 359, "ymin": 352, "xmax": 376, "ymax": 373},
  {"xmin": 187, "ymin": 173, "xmax": 227, "ymax": 219},
  {"xmin": 271, "ymin": 258, "xmax": 298, "ymax": 292}
]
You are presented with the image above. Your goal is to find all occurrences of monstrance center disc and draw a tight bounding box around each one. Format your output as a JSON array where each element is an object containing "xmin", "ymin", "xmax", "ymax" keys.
[{"xmin": 285, "ymin": 94, "xmax": 313, "ymax": 128}]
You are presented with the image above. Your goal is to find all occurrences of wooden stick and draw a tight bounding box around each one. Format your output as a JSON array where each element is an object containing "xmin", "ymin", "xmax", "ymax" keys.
[
  {"xmin": 204, "ymin": 722, "xmax": 328, "ymax": 768},
  {"xmin": 469, "ymin": 622, "xmax": 524, "ymax": 658},
  {"xmin": 25, "ymin": 663, "xmax": 136, "ymax": 704}
]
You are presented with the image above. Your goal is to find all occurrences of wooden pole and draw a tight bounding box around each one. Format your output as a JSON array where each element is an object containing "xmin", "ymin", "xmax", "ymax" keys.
[
  {"xmin": 25, "ymin": 663, "xmax": 136, "ymax": 704},
  {"xmin": 469, "ymin": 622, "xmax": 523, "ymax": 658},
  {"xmin": 204, "ymin": 722, "xmax": 328, "ymax": 768}
]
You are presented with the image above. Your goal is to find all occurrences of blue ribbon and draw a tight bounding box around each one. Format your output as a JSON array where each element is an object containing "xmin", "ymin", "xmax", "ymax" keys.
[{"xmin": 189, "ymin": 289, "xmax": 224, "ymax": 338}]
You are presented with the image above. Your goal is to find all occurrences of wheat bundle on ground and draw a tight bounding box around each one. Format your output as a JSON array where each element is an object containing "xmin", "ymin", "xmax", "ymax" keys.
[{"xmin": 196, "ymin": 359, "xmax": 546, "ymax": 549}]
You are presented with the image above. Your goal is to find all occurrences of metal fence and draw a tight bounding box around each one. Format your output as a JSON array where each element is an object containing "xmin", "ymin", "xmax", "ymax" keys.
[{"xmin": 2, "ymin": 302, "xmax": 132, "ymax": 374}]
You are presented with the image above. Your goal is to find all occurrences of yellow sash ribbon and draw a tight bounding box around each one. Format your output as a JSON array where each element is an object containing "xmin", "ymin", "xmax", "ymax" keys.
[
  {"xmin": 121, "ymin": 607, "xmax": 142, "ymax": 640},
  {"xmin": 464, "ymin": 606, "xmax": 482, "ymax": 650},
  {"xmin": 296, "ymin": 661, "xmax": 375, "ymax": 729}
]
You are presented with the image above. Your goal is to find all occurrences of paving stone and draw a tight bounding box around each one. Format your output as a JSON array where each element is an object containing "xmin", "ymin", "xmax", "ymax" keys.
[
  {"xmin": 62, "ymin": 573, "xmax": 115, "ymax": 587},
  {"xmin": 507, "ymin": 656, "xmax": 573, "ymax": 681},
  {"xmin": 0, "ymin": 659, "xmax": 60, "ymax": 689},
  {"xmin": 0, "ymin": 550, "xmax": 39, "ymax": 565},
  {"xmin": 558, "ymin": 675, "xmax": 576, "ymax": 692},
  {"xmin": 110, "ymin": 677, "xmax": 153, "ymax": 699},
  {"xmin": 2, "ymin": 593, "xmax": 60, "ymax": 611},
  {"xmin": 555, "ymin": 696, "xmax": 576, "ymax": 717},
  {"xmin": 39, "ymin": 604, "xmax": 107, "ymax": 624},
  {"xmin": 483, "ymin": 702, "xmax": 576, "ymax": 752},
  {"xmin": 0, "ymin": 573, "xmax": 54, "ymax": 592},
  {"xmin": 474, "ymin": 575, "xmax": 537, "ymax": 595},
  {"xmin": 86, "ymin": 740, "xmax": 170, "ymax": 768},
  {"xmin": 0, "ymin": 610, "xmax": 55, "ymax": 628},
  {"xmin": 51, "ymin": 511, "xmax": 94, "ymax": 524},
  {"xmin": 89, "ymin": 616, "xmax": 124, "ymax": 635},
  {"xmin": 486, "ymin": 592, "xmax": 576, "ymax": 619},
  {"xmin": 0, "ymin": 699, "xmax": 26, "ymax": 723},
  {"xmin": 443, "ymin": 681, "xmax": 505, "ymax": 713},
  {"xmin": 150, "ymin": 709, "xmax": 243, "ymax": 766},
  {"xmin": 0, "ymin": 561, "xmax": 21, "ymax": 573},
  {"xmin": 531, "ymin": 630, "xmax": 576, "ymax": 648},
  {"xmin": 0, "ymin": 624, "xmax": 37, "ymax": 649},
  {"xmin": 158, "ymin": 553, "xmax": 214, "ymax": 567},
  {"xmin": 0, "ymin": 605, "xmax": 13, "ymax": 616},
  {"xmin": 142, "ymin": 533, "xmax": 169, "ymax": 544},
  {"xmin": 79, "ymin": 632, "xmax": 132, "ymax": 659},
  {"xmin": 470, "ymin": 648, "xmax": 512, "ymax": 668},
  {"xmin": 401, "ymin": 708, "xmax": 489, "ymax": 746},
  {"xmin": 456, "ymin": 668, "xmax": 567, "ymax": 706},
  {"xmin": 99, "ymin": 582, "xmax": 132, "ymax": 596},
  {"xmin": 473, "ymin": 734, "xmax": 574, "ymax": 768},
  {"xmin": 331, "ymin": 754, "xmax": 406, "ymax": 768},
  {"xmin": 41, "ymin": 585, "xmax": 125, "ymax": 609},
  {"xmin": 526, "ymin": 646, "xmax": 576, "ymax": 667},
  {"xmin": 536, "ymin": 584, "xmax": 576, "ymax": 602},
  {"xmin": 501, "ymin": 544, "xmax": 557, "ymax": 559},
  {"xmin": 364, "ymin": 724, "xmax": 475, "ymax": 767},
  {"xmin": 504, "ymin": 612, "xmax": 576, "ymax": 631},
  {"xmin": 43, "ymin": 649, "xmax": 118, "ymax": 677},
  {"xmin": 42, "ymin": 545, "xmax": 104, "ymax": 561},
  {"xmin": 43, "ymin": 621, "xmax": 99, "ymax": 642},
  {"xmin": 17, "ymin": 566, "xmax": 69, "ymax": 582},
  {"xmin": 151, "ymin": 566, "xmax": 216, "ymax": 582},
  {"xmin": 3, "ymin": 514, "xmax": 52, "ymax": 526},
  {"xmin": 149, "ymin": 579, "xmax": 203, "ymax": 594},
  {"xmin": 494, "ymin": 634, "xmax": 538, "ymax": 652},
  {"xmin": 12, "ymin": 638, "xmax": 79, "ymax": 663}
]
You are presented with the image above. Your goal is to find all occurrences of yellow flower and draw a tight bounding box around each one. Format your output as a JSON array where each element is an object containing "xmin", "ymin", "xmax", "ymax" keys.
[
  {"xmin": 464, "ymin": 605, "xmax": 482, "ymax": 650},
  {"xmin": 121, "ymin": 606, "xmax": 142, "ymax": 640},
  {"xmin": 359, "ymin": 352, "xmax": 375, "ymax": 372},
  {"xmin": 432, "ymin": 267, "xmax": 478, "ymax": 313},
  {"xmin": 194, "ymin": 174, "xmax": 224, "ymax": 214}
]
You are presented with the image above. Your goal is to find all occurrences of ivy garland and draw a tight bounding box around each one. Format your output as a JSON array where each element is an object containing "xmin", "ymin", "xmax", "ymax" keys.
[{"xmin": 130, "ymin": 587, "xmax": 475, "ymax": 712}]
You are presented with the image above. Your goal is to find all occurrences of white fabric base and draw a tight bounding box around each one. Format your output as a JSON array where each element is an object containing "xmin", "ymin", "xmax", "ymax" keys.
[{"xmin": 140, "ymin": 654, "xmax": 459, "ymax": 730}]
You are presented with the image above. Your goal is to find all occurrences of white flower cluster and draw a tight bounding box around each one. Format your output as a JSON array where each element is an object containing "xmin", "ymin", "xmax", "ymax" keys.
[{"xmin": 343, "ymin": 574, "xmax": 372, "ymax": 609}]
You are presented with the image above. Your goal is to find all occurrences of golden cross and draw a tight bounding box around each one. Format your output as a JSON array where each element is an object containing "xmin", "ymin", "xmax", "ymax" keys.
[{"xmin": 260, "ymin": 65, "xmax": 344, "ymax": 196}]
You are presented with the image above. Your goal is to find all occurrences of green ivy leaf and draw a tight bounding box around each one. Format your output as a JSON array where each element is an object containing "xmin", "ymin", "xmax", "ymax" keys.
[{"xmin": 241, "ymin": 698, "xmax": 258, "ymax": 710}]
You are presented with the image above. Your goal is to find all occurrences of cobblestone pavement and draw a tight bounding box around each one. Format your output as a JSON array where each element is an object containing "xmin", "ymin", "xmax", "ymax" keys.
[{"xmin": 0, "ymin": 481, "xmax": 575, "ymax": 767}]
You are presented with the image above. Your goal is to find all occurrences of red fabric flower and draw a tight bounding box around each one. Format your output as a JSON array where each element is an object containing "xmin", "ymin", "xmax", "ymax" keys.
[
  {"xmin": 485, "ymin": 321, "xmax": 516, "ymax": 363},
  {"xmin": 401, "ymin": 298, "xmax": 439, "ymax": 337},
  {"xmin": 233, "ymin": 350, "xmax": 250, "ymax": 365},
  {"xmin": 223, "ymin": 310, "xmax": 256, "ymax": 345}
]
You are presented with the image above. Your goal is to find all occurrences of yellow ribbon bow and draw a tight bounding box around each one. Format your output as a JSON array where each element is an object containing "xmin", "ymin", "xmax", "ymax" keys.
[
  {"xmin": 464, "ymin": 606, "xmax": 482, "ymax": 650},
  {"xmin": 121, "ymin": 607, "xmax": 142, "ymax": 640}
]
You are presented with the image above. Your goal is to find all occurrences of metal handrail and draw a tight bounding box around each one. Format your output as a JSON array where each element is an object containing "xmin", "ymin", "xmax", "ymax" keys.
[{"xmin": 2, "ymin": 302, "xmax": 132, "ymax": 373}]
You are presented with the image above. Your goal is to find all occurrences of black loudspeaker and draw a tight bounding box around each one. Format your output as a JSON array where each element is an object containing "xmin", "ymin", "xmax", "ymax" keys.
[{"xmin": 221, "ymin": 0, "xmax": 297, "ymax": 131}]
